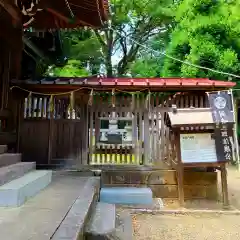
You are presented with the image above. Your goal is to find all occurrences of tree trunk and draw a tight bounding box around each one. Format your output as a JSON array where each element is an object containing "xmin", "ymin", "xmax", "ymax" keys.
[{"xmin": 105, "ymin": 52, "xmax": 113, "ymax": 77}]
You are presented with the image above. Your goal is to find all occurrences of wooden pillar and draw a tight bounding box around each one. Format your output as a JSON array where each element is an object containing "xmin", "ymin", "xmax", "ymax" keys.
[
  {"xmin": 132, "ymin": 95, "xmax": 138, "ymax": 164},
  {"xmin": 16, "ymin": 97, "xmax": 24, "ymax": 153},
  {"xmin": 221, "ymin": 164, "xmax": 230, "ymax": 208},
  {"xmin": 139, "ymin": 97, "xmax": 144, "ymax": 164},
  {"xmin": 143, "ymin": 109, "xmax": 150, "ymax": 165},
  {"xmin": 80, "ymin": 102, "xmax": 89, "ymax": 166},
  {"xmin": 89, "ymin": 105, "xmax": 94, "ymax": 165},
  {"xmin": 160, "ymin": 109, "xmax": 165, "ymax": 166},
  {"xmin": 47, "ymin": 96, "xmax": 54, "ymax": 165},
  {"xmin": 1, "ymin": 47, "xmax": 11, "ymax": 110},
  {"xmin": 175, "ymin": 132, "xmax": 184, "ymax": 207}
]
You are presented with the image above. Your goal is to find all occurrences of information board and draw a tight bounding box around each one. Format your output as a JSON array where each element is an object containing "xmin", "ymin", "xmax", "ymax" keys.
[{"xmin": 180, "ymin": 133, "xmax": 218, "ymax": 163}]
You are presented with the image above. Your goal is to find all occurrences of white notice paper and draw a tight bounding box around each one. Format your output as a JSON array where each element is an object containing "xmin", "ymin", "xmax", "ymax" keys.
[{"xmin": 180, "ymin": 133, "xmax": 218, "ymax": 163}]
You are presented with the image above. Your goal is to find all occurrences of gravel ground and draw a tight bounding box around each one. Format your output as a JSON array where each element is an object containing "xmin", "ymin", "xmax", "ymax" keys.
[
  {"xmin": 133, "ymin": 214, "xmax": 240, "ymax": 240},
  {"xmin": 132, "ymin": 166, "xmax": 240, "ymax": 239}
]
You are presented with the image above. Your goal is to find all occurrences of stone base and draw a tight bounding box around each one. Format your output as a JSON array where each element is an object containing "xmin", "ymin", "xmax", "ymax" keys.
[
  {"xmin": 100, "ymin": 187, "xmax": 153, "ymax": 205},
  {"xmin": 101, "ymin": 169, "xmax": 218, "ymax": 200}
]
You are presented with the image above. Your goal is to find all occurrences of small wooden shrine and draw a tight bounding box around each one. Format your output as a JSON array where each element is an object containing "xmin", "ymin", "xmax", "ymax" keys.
[
  {"xmin": 9, "ymin": 77, "xmax": 235, "ymax": 166},
  {"xmin": 8, "ymin": 77, "xmax": 237, "ymax": 203},
  {"xmin": 166, "ymin": 94, "xmax": 234, "ymax": 207}
]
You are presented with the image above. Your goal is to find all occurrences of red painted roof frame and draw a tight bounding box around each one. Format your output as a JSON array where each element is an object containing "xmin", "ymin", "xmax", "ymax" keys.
[{"xmin": 11, "ymin": 77, "xmax": 236, "ymax": 93}]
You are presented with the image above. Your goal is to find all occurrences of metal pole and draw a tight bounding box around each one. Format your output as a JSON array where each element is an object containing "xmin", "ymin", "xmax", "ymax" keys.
[{"xmin": 231, "ymin": 89, "xmax": 240, "ymax": 171}]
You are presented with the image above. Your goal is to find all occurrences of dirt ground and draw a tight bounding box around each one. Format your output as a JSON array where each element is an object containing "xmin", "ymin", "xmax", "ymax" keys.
[{"xmin": 133, "ymin": 166, "xmax": 240, "ymax": 240}]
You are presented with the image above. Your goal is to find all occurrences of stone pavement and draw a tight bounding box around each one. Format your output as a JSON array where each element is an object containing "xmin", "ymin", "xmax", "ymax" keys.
[{"xmin": 0, "ymin": 171, "xmax": 91, "ymax": 240}]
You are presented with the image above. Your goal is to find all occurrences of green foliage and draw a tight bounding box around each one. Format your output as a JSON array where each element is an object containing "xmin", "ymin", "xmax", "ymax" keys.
[
  {"xmin": 46, "ymin": 60, "xmax": 89, "ymax": 77},
  {"xmin": 53, "ymin": 0, "xmax": 175, "ymax": 77},
  {"xmin": 130, "ymin": 57, "xmax": 163, "ymax": 77},
  {"xmin": 162, "ymin": 0, "xmax": 240, "ymax": 81}
]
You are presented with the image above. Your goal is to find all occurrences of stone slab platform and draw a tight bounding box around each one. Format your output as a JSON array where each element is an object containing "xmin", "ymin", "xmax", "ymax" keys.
[
  {"xmin": 0, "ymin": 170, "xmax": 52, "ymax": 207},
  {"xmin": 0, "ymin": 173, "xmax": 97, "ymax": 240},
  {"xmin": 0, "ymin": 153, "xmax": 21, "ymax": 167},
  {"xmin": 0, "ymin": 162, "xmax": 36, "ymax": 186}
]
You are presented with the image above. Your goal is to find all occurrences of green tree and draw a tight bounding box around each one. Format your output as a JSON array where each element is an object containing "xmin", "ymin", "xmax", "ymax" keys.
[
  {"xmin": 129, "ymin": 30, "xmax": 171, "ymax": 77},
  {"xmin": 46, "ymin": 60, "xmax": 89, "ymax": 77},
  {"xmin": 162, "ymin": 0, "xmax": 240, "ymax": 80},
  {"xmin": 59, "ymin": 0, "xmax": 175, "ymax": 77},
  {"xmin": 61, "ymin": 29, "xmax": 103, "ymax": 75}
]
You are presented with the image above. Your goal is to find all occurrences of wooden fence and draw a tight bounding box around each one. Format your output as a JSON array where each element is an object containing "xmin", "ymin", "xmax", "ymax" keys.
[
  {"xmin": 88, "ymin": 92, "xmax": 209, "ymax": 165},
  {"xmin": 18, "ymin": 92, "xmax": 209, "ymax": 167},
  {"xmin": 19, "ymin": 95, "xmax": 88, "ymax": 166}
]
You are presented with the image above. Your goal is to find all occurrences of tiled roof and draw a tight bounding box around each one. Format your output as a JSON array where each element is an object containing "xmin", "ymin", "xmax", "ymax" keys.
[
  {"xmin": 11, "ymin": 77, "xmax": 236, "ymax": 90},
  {"xmin": 168, "ymin": 108, "xmax": 215, "ymax": 126}
]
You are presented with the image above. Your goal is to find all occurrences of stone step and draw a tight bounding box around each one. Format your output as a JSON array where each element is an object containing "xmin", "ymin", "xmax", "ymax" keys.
[
  {"xmin": 85, "ymin": 202, "xmax": 116, "ymax": 240},
  {"xmin": 51, "ymin": 177, "xmax": 100, "ymax": 240},
  {"xmin": 0, "ymin": 162, "xmax": 36, "ymax": 186},
  {"xmin": 114, "ymin": 212, "xmax": 133, "ymax": 240},
  {"xmin": 100, "ymin": 187, "xmax": 153, "ymax": 205},
  {"xmin": 0, "ymin": 170, "xmax": 52, "ymax": 207},
  {"xmin": 0, "ymin": 153, "xmax": 21, "ymax": 167},
  {"xmin": 0, "ymin": 145, "xmax": 7, "ymax": 154}
]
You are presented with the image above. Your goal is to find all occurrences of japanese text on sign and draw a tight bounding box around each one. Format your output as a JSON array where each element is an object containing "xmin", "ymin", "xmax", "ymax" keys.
[{"xmin": 221, "ymin": 129, "xmax": 232, "ymax": 161}]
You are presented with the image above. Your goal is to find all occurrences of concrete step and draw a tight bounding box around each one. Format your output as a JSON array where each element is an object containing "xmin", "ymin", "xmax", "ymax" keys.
[
  {"xmin": 0, "ymin": 153, "xmax": 21, "ymax": 167},
  {"xmin": 0, "ymin": 170, "xmax": 52, "ymax": 207},
  {"xmin": 0, "ymin": 162, "xmax": 36, "ymax": 186},
  {"xmin": 100, "ymin": 187, "xmax": 153, "ymax": 205},
  {"xmin": 85, "ymin": 202, "xmax": 116, "ymax": 240},
  {"xmin": 0, "ymin": 145, "xmax": 7, "ymax": 154}
]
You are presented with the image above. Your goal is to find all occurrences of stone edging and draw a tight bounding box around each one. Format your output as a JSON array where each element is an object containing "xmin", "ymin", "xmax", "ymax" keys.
[
  {"xmin": 51, "ymin": 177, "xmax": 100, "ymax": 240},
  {"xmin": 129, "ymin": 208, "xmax": 240, "ymax": 215}
]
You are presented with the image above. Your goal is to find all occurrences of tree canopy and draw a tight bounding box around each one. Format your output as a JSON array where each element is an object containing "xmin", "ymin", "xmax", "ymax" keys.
[
  {"xmin": 162, "ymin": 0, "xmax": 240, "ymax": 81},
  {"xmin": 47, "ymin": 0, "xmax": 240, "ymax": 82},
  {"xmin": 51, "ymin": 0, "xmax": 174, "ymax": 77}
]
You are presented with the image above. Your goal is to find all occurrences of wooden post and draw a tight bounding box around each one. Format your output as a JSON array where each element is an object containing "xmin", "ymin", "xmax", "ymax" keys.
[
  {"xmin": 175, "ymin": 132, "xmax": 185, "ymax": 207},
  {"xmin": 89, "ymin": 105, "xmax": 94, "ymax": 164},
  {"xmin": 47, "ymin": 96, "xmax": 54, "ymax": 165},
  {"xmin": 4, "ymin": 50, "xmax": 11, "ymax": 109},
  {"xmin": 1, "ymin": 48, "xmax": 10, "ymax": 110},
  {"xmin": 132, "ymin": 95, "xmax": 138, "ymax": 164},
  {"xmin": 160, "ymin": 109, "xmax": 165, "ymax": 166},
  {"xmin": 81, "ymin": 103, "xmax": 89, "ymax": 166},
  {"xmin": 220, "ymin": 163, "xmax": 230, "ymax": 208},
  {"xmin": 16, "ymin": 97, "xmax": 23, "ymax": 153},
  {"xmin": 139, "ymin": 97, "xmax": 144, "ymax": 164},
  {"xmin": 144, "ymin": 109, "xmax": 150, "ymax": 165}
]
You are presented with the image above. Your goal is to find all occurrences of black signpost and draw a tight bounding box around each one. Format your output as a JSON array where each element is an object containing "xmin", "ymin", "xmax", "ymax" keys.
[
  {"xmin": 213, "ymin": 124, "xmax": 233, "ymax": 162},
  {"xmin": 207, "ymin": 90, "xmax": 234, "ymax": 162},
  {"xmin": 207, "ymin": 90, "xmax": 236, "ymax": 208}
]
